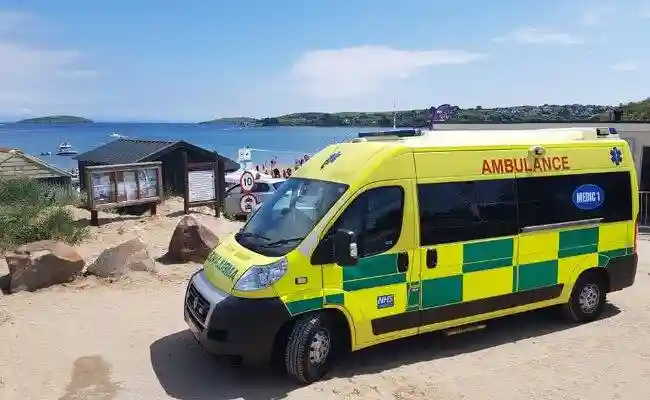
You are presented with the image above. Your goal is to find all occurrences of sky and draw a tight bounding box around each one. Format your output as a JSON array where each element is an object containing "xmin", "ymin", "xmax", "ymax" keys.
[{"xmin": 0, "ymin": 0, "xmax": 648, "ymax": 122}]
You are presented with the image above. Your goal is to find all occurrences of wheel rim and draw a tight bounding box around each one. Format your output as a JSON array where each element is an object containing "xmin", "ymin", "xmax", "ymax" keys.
[
  {"xmin": 308, "ymin": 329, "xmax": 330, "ymax": 365},
  {"xmin": 578, "ymin": 283, "xmax": 600, "ymax": 314}
]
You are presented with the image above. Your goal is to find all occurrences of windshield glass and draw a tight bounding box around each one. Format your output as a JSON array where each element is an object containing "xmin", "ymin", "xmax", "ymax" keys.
[{"xmin": 236, "ymin": 177, "xmax": 348, "ymax": 257}]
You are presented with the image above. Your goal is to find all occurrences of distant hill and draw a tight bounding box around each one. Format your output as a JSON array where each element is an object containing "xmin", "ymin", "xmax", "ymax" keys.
[
  {"xmin": 199, "ymin": 117, "xmax": 257, "ymax": 126},
  {"xmin": 204, "ymin": 98, "xmax": 650, "ymax": 127},
  {"xmin": 16, "ymin": 115, "xmax": 93, "ymax": 124}
]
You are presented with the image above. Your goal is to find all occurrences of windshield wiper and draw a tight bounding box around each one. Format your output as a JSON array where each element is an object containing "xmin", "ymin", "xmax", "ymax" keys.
[
  {"xmin": 263, "ymin": 237, "xmax": 305, "ymax": 247},
  {"xmin": 235, "ymin": 231, "xmax": 270, "ymax": 241}
]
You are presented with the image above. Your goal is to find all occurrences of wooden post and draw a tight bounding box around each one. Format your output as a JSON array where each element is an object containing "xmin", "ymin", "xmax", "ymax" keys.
[
  {"xmin": 213, "ymin": 161, "xmax": 220, "ymax": 218},
  {"xmin": 90, "ymin": 210, "xmax": 99, "ymax": 227},
  {"xmin": 150, "ymin": 203, "xmax": 157, "ymax": 216},
  {"xmin": 182, "ymin": 151, "xmax": 189, "ymax": 214},
  {"xmin": 217, "ymin": 159, "xmax": 226, "ymax": 204}
]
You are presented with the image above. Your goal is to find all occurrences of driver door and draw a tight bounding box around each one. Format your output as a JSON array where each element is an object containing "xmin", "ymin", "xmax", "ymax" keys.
[{"xmin": 313, "ymin": 179, "xmax": 420, "ymax": 348}]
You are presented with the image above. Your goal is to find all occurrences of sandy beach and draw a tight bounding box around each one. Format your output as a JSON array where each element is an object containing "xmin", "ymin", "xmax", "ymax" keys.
[{"xmin": 1, "ymin": 199, "xmax": 650, "ymax": 400}]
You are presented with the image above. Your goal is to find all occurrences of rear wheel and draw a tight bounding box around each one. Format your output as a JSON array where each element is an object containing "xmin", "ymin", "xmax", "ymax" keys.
[
  {"xmin": 562, "ymin": 272, "xmax": 607, "ymax": 323},
  {"xmin": 285, "ymin": 313, "xmax": 333, "ymax": 384}
]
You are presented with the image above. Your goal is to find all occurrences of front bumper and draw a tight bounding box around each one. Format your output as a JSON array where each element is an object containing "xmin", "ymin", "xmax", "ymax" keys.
[{"xmin": 184, "ymin": 269, "xmax": 291, "ymax": 365}]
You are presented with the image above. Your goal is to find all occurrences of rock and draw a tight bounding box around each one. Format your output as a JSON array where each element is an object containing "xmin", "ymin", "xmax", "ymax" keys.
[
  {"xmin": 167, "ymin": 215, "xmax": 218, "ymax": 263},
  {"xmin": 4, "ymin": 240, "xmax": 85, "ymax": 293},
  {"xmin": 86, "ymin": 238, "xmax": 155, "ymax": 278}
]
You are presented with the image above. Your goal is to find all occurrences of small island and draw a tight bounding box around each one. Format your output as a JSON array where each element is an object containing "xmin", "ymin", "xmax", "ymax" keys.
[
  {"xmin": 199, "ymin": 117, "xmax": 257, "ymax": 126},
  {"xmin": 200, "ymin": 98, "xmax": 650, "ymax": 127},
  {"xmin": 17, "ymin": 115, "xmax": 94, "ymax": 124}
]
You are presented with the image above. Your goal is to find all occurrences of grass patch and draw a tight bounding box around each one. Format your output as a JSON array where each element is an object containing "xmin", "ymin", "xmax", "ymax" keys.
[{"xmin": 0, "ymin": 178, "xmax": 90, "ymax": 251}]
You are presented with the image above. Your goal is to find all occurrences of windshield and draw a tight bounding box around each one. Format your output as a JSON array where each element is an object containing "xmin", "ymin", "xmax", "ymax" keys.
[{"xmin": 236, "ymin": 177, "xmax": 348, "ymax": 257}]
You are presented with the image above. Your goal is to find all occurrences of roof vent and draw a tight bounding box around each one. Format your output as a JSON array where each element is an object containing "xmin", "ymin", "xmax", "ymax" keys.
[{"xmin": 358, "ymin": 129, "xmax": 423, "ymax": 139}]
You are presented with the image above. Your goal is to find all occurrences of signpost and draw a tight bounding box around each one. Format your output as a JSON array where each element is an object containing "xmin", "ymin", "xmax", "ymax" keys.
[
  {"xmin": 237, "ymin": 147, "xmax": 252, "ymax": 170},
  {"xmin": 239, "ymin": 193, "xmax": 257, "ymax": 214},
  {"xmin": 239, "ymin": 169, "xmax": 257, "ymax": 216},
  {"xmin": 240, "ymin": 170, "xmax": 255, "ymax": 193}
]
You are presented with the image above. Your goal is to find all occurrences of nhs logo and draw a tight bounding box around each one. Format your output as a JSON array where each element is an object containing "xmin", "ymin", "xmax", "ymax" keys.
[
  {"xmin": 377, "ymin": 294, "xmax": 395, "ymax": 309},
  {"xmin": 572, "ymin": 184, "xmax": 605, "ymax": 210}
]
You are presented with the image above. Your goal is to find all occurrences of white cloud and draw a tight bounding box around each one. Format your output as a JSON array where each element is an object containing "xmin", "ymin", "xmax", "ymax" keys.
[
  {"xmin": 288, "ymin": 45, "xmax": 485, "ymax": 100},
  {"xmin": 494, "ymin": 27, "xmax": 582, "ymax": 45},
  {"xmin": 610, "ymin": 62, "xmax": 641, "ymax": 72},
  {"xmin": 0, "ymin": 11, "xmax": 95, "ymax": 118}
]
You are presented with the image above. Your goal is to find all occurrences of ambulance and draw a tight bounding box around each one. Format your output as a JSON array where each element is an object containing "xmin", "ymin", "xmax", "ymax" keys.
[{"xmin": 184, "ymin": 127, "xmax": 638, "ymax": 384}]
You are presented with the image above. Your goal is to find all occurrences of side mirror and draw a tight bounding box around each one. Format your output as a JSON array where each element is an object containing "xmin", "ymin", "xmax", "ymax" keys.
[{"xmin": 333, "ymin": 229, "xmax": 358, "ymax": 266}]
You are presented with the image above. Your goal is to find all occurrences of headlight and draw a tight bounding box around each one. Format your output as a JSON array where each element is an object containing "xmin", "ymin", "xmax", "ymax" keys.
[{"xmin": 233, "ymin": 258, "xmax": 288, "ymax": 291}]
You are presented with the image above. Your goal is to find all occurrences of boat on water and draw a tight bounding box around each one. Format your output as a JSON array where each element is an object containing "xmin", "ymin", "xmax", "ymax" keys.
[
  {"xmin": 40, "ymin": 151, "xmax": 52, "ymax": 156},
  {"xmin": 56, "ymin": 142, "xmax": 79, "ymax": 156},
  {"xmin": 110, "ymin": 132, "xmax": 122, "ymax": 138}
]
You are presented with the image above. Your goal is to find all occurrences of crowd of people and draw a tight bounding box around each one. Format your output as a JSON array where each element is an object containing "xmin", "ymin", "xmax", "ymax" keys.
[{"xmin": 254, "ymin": 154, "xmax": 311, "ymax": 179}]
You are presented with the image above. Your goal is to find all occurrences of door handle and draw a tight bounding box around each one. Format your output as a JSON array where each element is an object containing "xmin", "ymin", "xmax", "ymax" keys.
[
  {"xmin": 397, "ymin": 252, "xmax": 409, "ymax": 273},
  {"xmin": 426, "ymin": 249, "xmax": 437, "ymax": 269}
]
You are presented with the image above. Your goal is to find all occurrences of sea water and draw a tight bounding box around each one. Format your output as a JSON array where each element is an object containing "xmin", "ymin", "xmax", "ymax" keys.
[{"xmin": 0, "ymin": 121, "xmax": 643, "ymax": 172}]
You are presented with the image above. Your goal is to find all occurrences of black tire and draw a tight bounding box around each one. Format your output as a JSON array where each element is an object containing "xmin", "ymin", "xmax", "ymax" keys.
[
  {"xmin": 562, "ymin": 271, "xmax": 607, "ymax": 323},
  {"xmin": 285, "ymin": 313, "xmax": 333, "ymax": 384}
]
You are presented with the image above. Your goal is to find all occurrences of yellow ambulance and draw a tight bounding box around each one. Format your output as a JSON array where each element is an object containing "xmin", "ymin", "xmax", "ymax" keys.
[{"xmin": 184, "ymin": 127, "xmax": 638, "ymax": 384}]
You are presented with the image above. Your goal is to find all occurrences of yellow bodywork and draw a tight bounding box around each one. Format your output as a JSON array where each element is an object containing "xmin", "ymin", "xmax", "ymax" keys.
[{"xmin": 203, "ymin": 128, "xmax": 638, "ymax": 352}]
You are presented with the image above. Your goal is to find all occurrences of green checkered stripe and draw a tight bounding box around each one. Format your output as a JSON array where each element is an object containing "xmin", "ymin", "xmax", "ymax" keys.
[
  {"xmin": 286, "ymin": 253, "xmax": 405, "ymax": 315},
  {"xmin": 285, "ymin": 226, "xmax": 633, "ymax": 316}
]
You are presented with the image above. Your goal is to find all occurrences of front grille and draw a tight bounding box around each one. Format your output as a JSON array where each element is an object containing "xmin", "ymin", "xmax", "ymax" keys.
[{"xmin": 186, "ymin": 283, "xmax": 211, "ymax": 325}]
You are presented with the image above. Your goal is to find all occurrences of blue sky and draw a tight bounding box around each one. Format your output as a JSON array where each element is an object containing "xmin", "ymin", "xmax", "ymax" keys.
[{"xmin": 0, "ymin": 0, "xmax": 648, "ymax": 122}]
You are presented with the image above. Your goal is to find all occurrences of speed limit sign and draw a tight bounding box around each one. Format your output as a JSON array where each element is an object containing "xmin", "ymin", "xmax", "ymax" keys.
[
  {"xmin": 239, "ymin": 193, "xmax": 257, "ymax": 213},
  {"xmin": 240, "ymin": 171, "xmax": 255, "ymax": 193}
]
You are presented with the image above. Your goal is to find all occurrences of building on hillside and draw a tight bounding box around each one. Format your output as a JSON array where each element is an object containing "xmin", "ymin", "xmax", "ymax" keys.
[
  {"xmin": 0, "ymin": 148, "xmax": 73, "ymax": 186},
  {"xmin": 74, "ymin": 138, "xmax": 239, "ymax": 195}
]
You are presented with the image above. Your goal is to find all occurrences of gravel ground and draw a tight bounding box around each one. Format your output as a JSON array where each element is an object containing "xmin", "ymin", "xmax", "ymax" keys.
[{"xmin": 1, "ymin": 232, "xmax": 649, "ymax": 399}]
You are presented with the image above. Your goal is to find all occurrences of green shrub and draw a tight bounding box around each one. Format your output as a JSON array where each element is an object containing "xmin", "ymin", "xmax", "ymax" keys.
[{"xmin": 0, "ymin": 178, "xmax": 89, "ymax": 251}]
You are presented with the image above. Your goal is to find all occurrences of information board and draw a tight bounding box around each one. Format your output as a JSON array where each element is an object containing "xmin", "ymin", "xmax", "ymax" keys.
[{"xmin": 188, "ymin": 169, "xmax": 216, "ymax": 203}]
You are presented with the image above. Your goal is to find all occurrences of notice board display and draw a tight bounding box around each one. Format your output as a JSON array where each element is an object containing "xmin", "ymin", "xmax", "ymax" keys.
[
  {"xmin": 183, "ymin": 152, "xmax": 225, "ymax": 217},
  {"xmin": 85, "ymin": 162, "xmax": 163, "ymax": 212},
  {"xmin": 188, "ymin": 169, "xmax": 216, "ymax": 203}
]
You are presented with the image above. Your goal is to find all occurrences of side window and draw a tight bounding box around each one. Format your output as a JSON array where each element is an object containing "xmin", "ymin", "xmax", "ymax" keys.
[
  {"xmin": 418, "ymin": 179, "xmax": 518, "ymax": 246},
  {"xmin": 252, "ymin": 183, "xmax": 270, "ymax": 193},
  {"xmin": 313, "ymin": 186, "xmax": 405, "ymax": 263},
  {"xmin": 517, "ymin": 171, "xmax": 632, "ymax": 227}
]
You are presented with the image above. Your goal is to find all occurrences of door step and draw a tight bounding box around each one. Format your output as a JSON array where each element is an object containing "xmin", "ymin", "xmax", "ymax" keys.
[{"xmin": 443, "ymin": 323, "xmax": 487, "ymax": 337}]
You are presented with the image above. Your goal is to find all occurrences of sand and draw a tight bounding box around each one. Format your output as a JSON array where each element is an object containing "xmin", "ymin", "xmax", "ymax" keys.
[{"xmin": 1, "ymin": 202, "xmax": 650, "ymax": 400}]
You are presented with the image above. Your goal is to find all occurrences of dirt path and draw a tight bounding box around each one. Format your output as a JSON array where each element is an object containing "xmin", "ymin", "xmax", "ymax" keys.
[{"xmin": 2, "ymin": 239, "xmax": 650, "ymax": 399}]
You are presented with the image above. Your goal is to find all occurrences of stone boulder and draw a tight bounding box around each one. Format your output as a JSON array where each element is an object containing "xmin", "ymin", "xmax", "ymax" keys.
[
  {"xmin": 86, "ymin": 238, "xmax": 155, "ymax": 278},
  {"xmin": 167, "ymin": 215, "xmax": 218, "ymax": 263},
  {"xmin": 4, "ymin": 240, "xmax": 85, "ymax": 293}
]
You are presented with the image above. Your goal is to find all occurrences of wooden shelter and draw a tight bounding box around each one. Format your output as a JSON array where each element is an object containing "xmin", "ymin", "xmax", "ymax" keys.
[
  {"xmin": 74, "ymin": 139, "xmax": 238, "ymax": 195},
  {"xmin": 0, "ymin": 148, "xmax": 73, "ymax": 186}
]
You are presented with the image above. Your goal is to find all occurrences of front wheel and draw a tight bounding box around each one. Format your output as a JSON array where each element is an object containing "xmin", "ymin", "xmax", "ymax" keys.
[
  {"xmin": 562, "ymin": 272, "xmax": 607, "ymax": 323},
  {"xmin": 285, "ymin": 313, "xmax": 333, "ymax": 384}
]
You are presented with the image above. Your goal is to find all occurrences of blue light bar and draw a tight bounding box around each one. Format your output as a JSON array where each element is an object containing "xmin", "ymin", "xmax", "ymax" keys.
[
  {"xmin": 608, "ymin": 127, "xmax": 618, "ymax": 135},
  {"xmin": 358, "ymin": 129, "xmax": 422, "ymax": 138}
]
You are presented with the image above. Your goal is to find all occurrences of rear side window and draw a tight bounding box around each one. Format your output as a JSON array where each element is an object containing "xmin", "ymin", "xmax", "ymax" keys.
[
  {"xmin": 517, "ymin": 171, "xmax": 632, "ymax": 227},
  {"xmin": 418, "ymin": 179, "xmax": 518, "ymax": 245}
]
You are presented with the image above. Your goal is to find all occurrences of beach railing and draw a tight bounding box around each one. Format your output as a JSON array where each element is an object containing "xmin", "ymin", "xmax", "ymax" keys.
[{"xmin": 640, "ymin": 191, "xmax": 650, "ymax": 227}]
